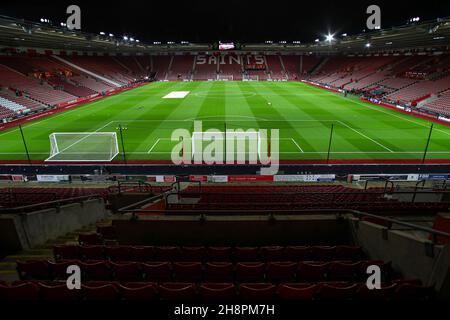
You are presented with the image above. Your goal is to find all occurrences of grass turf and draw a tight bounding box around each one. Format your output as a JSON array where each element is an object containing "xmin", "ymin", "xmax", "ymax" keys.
[{"xmin": 0, "ymin": 81, "xmax": 449, "ymax": 163}]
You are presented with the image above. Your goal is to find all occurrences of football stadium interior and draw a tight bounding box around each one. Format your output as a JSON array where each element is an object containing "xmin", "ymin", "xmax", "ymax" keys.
[{"xmin": 0, "ymin": 1, "xmax": 450, "ymax": 314}]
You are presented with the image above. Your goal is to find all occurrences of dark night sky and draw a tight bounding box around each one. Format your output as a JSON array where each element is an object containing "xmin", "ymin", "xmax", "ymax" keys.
[{"xmin": 1, "ymin": 1, "xmax": 449, "ymax": 43}]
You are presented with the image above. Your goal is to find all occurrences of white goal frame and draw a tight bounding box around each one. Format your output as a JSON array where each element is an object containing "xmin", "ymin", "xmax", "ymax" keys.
[
  {"xmin": 244, "ymin": 75, "xmax": 259, "ymax": 81},
  {"xmin": 191, "ymin": 131, "xmax": 263, "ymax": 161},
  {"xmin": 217, "ymin": 75, "xmax": 234, "ymax": 81},
  {"xmin": 46, "ymin": 132, "xmax": 119, "ymax": 162}
]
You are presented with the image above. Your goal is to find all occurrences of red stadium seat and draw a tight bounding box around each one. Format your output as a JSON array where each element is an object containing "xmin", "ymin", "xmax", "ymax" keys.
[
  {"xmin": 234, "ymin": 247, "xmax": 260, "ymax": 262},
  {"xmin": 318, "ymin": 283, "xmax": 359, "ymax": 301},
  {"xmin": 155, "ymin": 246, "xmax": 181, "ymax": 261},
  {"xmin": 78, "ymin": 233, "xmax": 103, "ymax": 245},
  {"xmin": 236, "ymin": 262, "xmax": 265, "ymax": 282},
  {"xmin": 54, "ymin": 245, "xmax": 80, "ymax": 260},
  {"xmin": 158, "ymin": 283, "xmax": 197, "ymax": 301},
  {"xmin": 97, "ymin": 225, "xmax": 117, "ymax": 240},
  {"xmin": 48, "ymin": 259, "xmax": 80, "ymax": 280},
  {"xmin": 199, "ymin": 283, "xmax": 236, "ymax": 301},
  {"xmin": 105, "ymin": 246, "xmax": 131, "ymax": 261},
  {"xmin": 82, "ymin": 284, "xmax": 120, "ymax": 301},
  {"xmin": 310, "ymin": 246, "xmax": 336, "ymax": 261},
  {"xmin": 173, "ymin": 262, "xmax": 203, "ymax": 282},
  {"xmin": 335, "ymin": 246, "xmax": 364, "ymax": 260},
  {"xmin": 285, "ymin": 246, "xmax": 310, "ymax": 261},
  {"xmin": 130, "ymin": 246, "xmax": 155, "ymax": 261},
  {"xmin": 207, "ymin": 247, "xmax": 233, "ymax": 261},
  {"xmin": 239, "ymin": 283, "xmax": 276, "ymax": 301},
  {"xmin": 277, "ymin": 283, "xmax": 318, "ymax": 301},
  {"xmin": 260, "ymin": 246, "xmax": 284, "ymax": 262},
  {"xmin": 355, "ymin": 284, "xmax": 397, "ymax": 301},
  {"xmin": 39, "ymin": 283, "xmax": 81, "ymax": 301},
  {"xmin": 328, "ymin": 261, "xmax": 362, "ymax": 281},
  {"xmin": 16, "ymin": 260, "xmax": 51, "ymax": 280},
  {"xmin": 204, "ymin": 262, "xmax": 234, "ymax": 282},
  {"xmin": 297, "ymin": 262, "xmax": 328, "ymax": 282},
  {"xmin": 79, "ymin": 245, "xmax": 105, "ymax": 260},
  {"xmin": 179, "ymin": 247, "xmax": 207, "ymax": 261},
  {"xmin": 142, "ymin": 262, "xmax": 172, "ymax": 282},
  {"xmin": 266, "ymin": 262, "xmax": 297, "ymax": 283},
  {"xmin": 0, "ymin": 282, "xmax": 39, "ymax": 301},
  {"xmin": 119, "ymin": 283, "xmax": 158, "ymax": 301},
  {"xmin": 80, "ymin": 261, "xmax": 111, "ymax": 281},
  {"xmin": 111, "ymin": 262, "xmax": 142, "ymax": 281}
]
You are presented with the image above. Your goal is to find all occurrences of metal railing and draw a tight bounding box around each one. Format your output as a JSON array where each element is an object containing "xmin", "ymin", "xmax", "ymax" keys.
[{"xmin": 0, "ymin": 194, "xmax": 104, "ymax": 214}]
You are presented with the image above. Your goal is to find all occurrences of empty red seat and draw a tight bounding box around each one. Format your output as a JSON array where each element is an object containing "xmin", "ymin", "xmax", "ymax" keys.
[
  {"xmin": 266, "ymin": 262, "xmax": 297, "ymax": 283},
  {"xmin": 236, "ymin": 262, "xmax": 265, "ymax": 282},
  {"xmin": 54, "ymin": 245, "xmax": 80, "ymax": 260},
  {"xmin": 48, "ymin": 260, "xmax": 80, "ymax": 280},
  {"xmin": 16, "ymin": 260, "xmax": 51, "ymax": 280},
  {"xmin": 39, "ymin": 283, "xmax": 81, "ymax": 301},
  {"xmin": 173, "ymin": 262, "xmax": 203, "ymax": 282},
  {"xmin": 78, "ymin": 233, "xmax": 103, "ymax": 245},
  {"xmin": 328, "ymin": 261, "xmax": 362, "ymax": 281},
  {"xmin": 111, "ymin": 262, "xmax": 142, "ymax": 281},
  {"xmin": 130, "ymin": 246, "xmax": 155, "ymax": 261},
  {"xmin": 155, "ymin": 246, "xmax": 180, "ymax": 261},
  {"xmin": 179, "ymin": 247, "xmax": 207, "ymax": 261},
  {"xmin": 310, "ymin": 246, "xmax": 336, "ymax": 261},
  {"xmin": 277, "ymin": 283, "xmax": 318, "ymax": 301},
  {"xmin": 79, "ymin": 245, "xmax": 105, "ymax": 260},
  {"xmin": 80, "ymin": 261, "xmax": 111, "ymax": 281},
  {"xmin": 335, "ymin": 246, "xmax": 364, "ymax": 260},
  {"xmin": 142, "ymin": 262, "xmax": 172, "ymax": 282},
  {"xmin": 260, "ymin": 246, "xmax": 284, "ymax": 261},
  {"xmin": 318, "ymin": 283, "xmax": 359, "ymax": 301},
  {"xmin": 297, "ymin": 262, "xmax": 328, "ymax": 282},
  {"xmin": 96, "ymin": 225, "xmax": 117, "ymax": 240},
  {"xmin": 105, "ymin": 246, "xmax": 131, "ymax": 261},
  {"xmin": 285, "ymin": 246, "xmax": 310, "ymax": 261},
  {"xmin": 119, "ymin": 283, "xmax": 158, "ymax": 301},
  {"xmin": 207, "ymin": 247, "xmax": 232, "ymax": 261},
  {"xmin": 204, "ymin": 262, "xmax": 234, "ymax": 283},
  {"xmin": 0, "ymin": 282, "xmax": 39, "ymax": 301},
  {"xmin": 234, "ymin": 247, "xmax": 260, "ymax": 261},
  {"xmin": 355, "ymin": 284, "xmax": 397, "ymax": 301},
  {"xmin": 200, "ymin": 283, "xmax": 236, "ymax": 301},
  {"xmin": 159, "ymin": 282, "xmax": 197, "ymax": 301},
  {"xmin": 239, "ymin": 283, "xmax": 276, "ymax": 301},
  {"xmin": 82, "ymin": 284, "xmax": 119, "ymax": 301}
]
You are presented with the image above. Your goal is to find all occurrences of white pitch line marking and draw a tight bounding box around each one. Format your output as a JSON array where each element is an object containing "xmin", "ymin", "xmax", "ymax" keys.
[
  {"xmin": 291, "ymin": 138, "xmax": 304, "ymax": 153},
  {"xmin": 337, "ymin": 120, "xmax": 394, "ymax": 153},
  {"xmin": 147, "ymin": 139, "xmax": 161, "ymax": 154}
]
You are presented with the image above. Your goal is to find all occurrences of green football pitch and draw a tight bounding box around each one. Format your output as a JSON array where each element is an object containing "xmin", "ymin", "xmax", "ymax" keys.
[{"xmin": 0, "ymin": 81, "xmax": 449, "ymax": 163}]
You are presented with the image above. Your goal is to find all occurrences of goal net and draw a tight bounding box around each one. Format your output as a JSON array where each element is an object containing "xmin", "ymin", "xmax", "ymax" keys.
[
  {"xmin": 217, "ymin": 75, "xmax": 233, "ymax": 81},
  {"xmin": 46, "ymin": 132, "xmax": 119, "ymax": 162},
  {"xmin": 244, "ymin": 75, "xmax": 259, "ymax": 81}
]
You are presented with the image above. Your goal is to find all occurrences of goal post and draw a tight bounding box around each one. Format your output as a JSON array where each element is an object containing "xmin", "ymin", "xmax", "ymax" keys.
[
  {"xmin": 217, "ymin": 75, "xmax": 233, "ymax": 81},
  {"xmin": 46, "ymin": 132, "xmax": 119, "ymax": 162},
  {"xmin": 191, "ymin": 131, "xmax": 265, "ymax": 163}
]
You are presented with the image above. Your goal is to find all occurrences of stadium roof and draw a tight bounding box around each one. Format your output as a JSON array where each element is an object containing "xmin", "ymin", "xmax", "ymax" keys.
[{"xmin": 0, "ymin": 15, "xmax": 449, "ymax": 54}]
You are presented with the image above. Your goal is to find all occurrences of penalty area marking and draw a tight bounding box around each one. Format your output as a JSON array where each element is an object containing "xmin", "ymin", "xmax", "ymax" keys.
[
  {"xmin": 291, "ymin": 138, "xmax": 304, "ymax": 153},
  {"xmin": 163, "ymin": 91, "xmax": 190, "ymax": 99},
  {"xmin": 147, "ymin": 138, "xmax": 161, "ymax": 154}
]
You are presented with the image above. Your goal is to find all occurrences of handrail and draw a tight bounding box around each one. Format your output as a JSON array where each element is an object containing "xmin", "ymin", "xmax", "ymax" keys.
[
  {"xmin": 117, "ymin": 206, "xmax": 450, "ymax": 243},
  {"xmin": 0, "ymin": 194, "xmax": 103, "ymax": 213},
  {"xmin": 118, "ymin": 193, "xmax": 166, "ymax": 212}
]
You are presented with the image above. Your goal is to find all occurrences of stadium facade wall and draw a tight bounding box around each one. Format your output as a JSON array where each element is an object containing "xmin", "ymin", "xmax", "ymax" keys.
[
  {"xmin": 0, "ymin": 198, "xmax": 107, "ymax": 250},
  {"xmin": 351, "ymin": 219, "xmax": 450, "ymax": 299}
]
